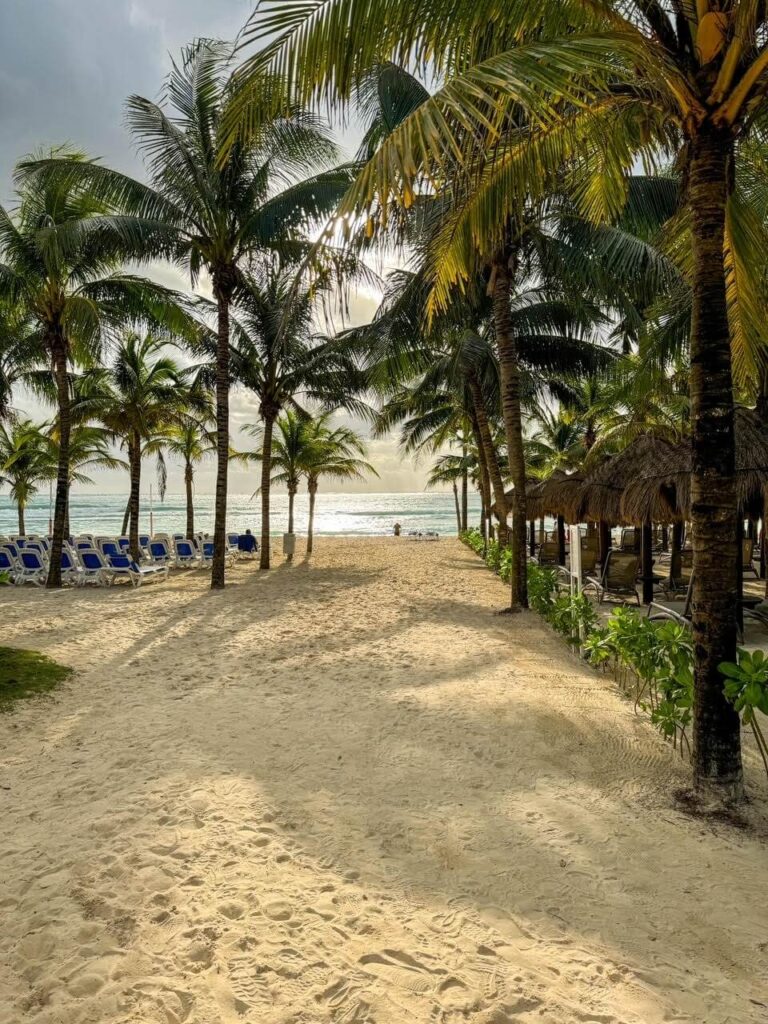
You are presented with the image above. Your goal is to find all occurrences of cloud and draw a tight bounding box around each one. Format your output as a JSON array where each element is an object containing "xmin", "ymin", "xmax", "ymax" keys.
[{"xmin": 0, "ymin": 1, "xmax": 438, "ymax": 496}]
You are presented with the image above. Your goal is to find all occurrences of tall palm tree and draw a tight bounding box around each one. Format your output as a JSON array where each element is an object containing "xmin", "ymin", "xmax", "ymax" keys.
[
  {"xmin": 425, "ymin": 450, "xmax": 477, "ymax": 534},
  {"xmin": 1, "ymin": 154, "xmax": 192, "ymax": 586},
  {"xmin": 266, "ymin": 410, "xmax": 307, "ymax": 555},
  {"xmin": 0, "ymin": 419, "xmax": 53, "ymax": 534},
  {"xmin": 164, "ymin": 411, "xmax": 217, "ymax": 539},
  {"xmin": 99, "ymin": 334, "xmax": 188, "ymax": 560},
  {"xmin": 27, "ymin": 42, "xmax": 353, "ymax": 588},
  {"xmin": 226, "ymin": 262, "xmax": 369, "ymax": 570},
  {"xmin": 238, "ymin": 0, "xmax": 768, "ymax": 799},
  {"xmin": 299, "ymin": 416, "xmax": 378, "ymax": 556}
]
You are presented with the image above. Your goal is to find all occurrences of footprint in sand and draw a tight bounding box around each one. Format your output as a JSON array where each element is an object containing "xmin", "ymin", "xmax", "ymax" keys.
[
  {"xmin": 263, "ymin": 900, "xmax": 292, "ymax": 921},
  {"xmin": 358, "ymin": 950, "xmax": 438, "ymax": 994},
  {"xmin": 218, "ymin": 900, "xmax": 246, "ymax": 921}
]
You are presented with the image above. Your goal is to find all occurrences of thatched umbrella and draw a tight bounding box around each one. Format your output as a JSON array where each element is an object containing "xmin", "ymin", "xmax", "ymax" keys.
[
  {"xmin": 621, "ymin": 408, "xmax": 768, "ymax": 523},
  {"xmin": 521, "ymin": 469, "xmax": 586, "ymax": 564},
  {"xmin": 575, "ymin": 434, "xmax": 682, "ymax": 601}
]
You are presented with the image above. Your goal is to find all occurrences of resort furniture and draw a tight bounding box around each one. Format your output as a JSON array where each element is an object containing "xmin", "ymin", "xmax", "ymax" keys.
[
  {"xmin": 742, "ymin": 537, "xmax": 759, "ymax": 577},
  {"xmin": 583, "ymin": 551, "xmax": 641, "ymax": 605},
  {"xmin": 79, "ymin": 550, "xmax": 111, "ymax": 586},
  {"xmin": 148, "ymin": 540, "xmax": 173, "ymax": 565},
  {"xmin": 648, "ymin": 576, "xmax": 693, "ymax": 626},
  {"xmin": 60, "ymin": 550, "xmax": 82, "ymax": 586},
  {"xmin": 106, "ymin": 553, "xmax": 169, "ymax": 587},
  {"xmin": 15, "ymin": 550, "xmax": 47, "ymax": 587},
  {"xmin": 174, "ymin": 540, "xmax": 199, "ymax": 567},
  {"xmin": 537, "ymin": 540, "xmax": 560, "ymax": 566},
  {"xmin": 236, "ymin": 533, "xmax": 258, "ymax": 556},
  {"xmin": 200, "ymin": 541, "xmax": 234, "ymax": 567},
  {"xmin": 101, "ymin": 541, "xmax": 122, "ymax": 560},
  {"xmin": 0, "ymin": 549, "xmax": 17, "ymax": 582}
]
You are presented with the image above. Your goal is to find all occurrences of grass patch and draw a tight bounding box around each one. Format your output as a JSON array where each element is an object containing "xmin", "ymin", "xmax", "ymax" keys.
[{"xmin": 0, "ymin": 647, "xmax": 73, "ymax": 710}]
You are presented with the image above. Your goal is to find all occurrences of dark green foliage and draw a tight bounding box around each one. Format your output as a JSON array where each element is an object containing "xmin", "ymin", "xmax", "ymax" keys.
[{"xmin": 0, "ymin": 647, "xmax": 73, "ymax": 710}]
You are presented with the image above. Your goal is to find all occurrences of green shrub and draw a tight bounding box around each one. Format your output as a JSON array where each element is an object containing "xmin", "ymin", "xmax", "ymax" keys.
[{"xmin": 720, "ymin": 649, "xmax": 768, "ymax": 775}]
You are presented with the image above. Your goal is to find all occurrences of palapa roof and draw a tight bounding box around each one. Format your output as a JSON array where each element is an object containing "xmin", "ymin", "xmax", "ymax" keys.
[
  {"xmin": 576, "ymin": 434, "xmax": 678, "ymax": 525},
  {"xmin": 518, "ymin": 468, "xmax": 586, "ymax": 522},
  {"xmin": 621, "ymin": 407, "xmax": 768, "ymax": 523}
]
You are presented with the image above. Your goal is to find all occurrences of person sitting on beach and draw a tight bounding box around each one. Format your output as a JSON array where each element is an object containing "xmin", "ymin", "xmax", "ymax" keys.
[
  {"xmin": 393, "ymin": 522, "xmax": 401, "ymax": 536},
  {"xmin": 238, "ymin": 529, "xmax": 258, "ymax": 553}
]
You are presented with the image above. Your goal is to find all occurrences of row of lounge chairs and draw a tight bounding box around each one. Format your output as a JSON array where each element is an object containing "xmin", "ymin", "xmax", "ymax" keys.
[{"xmin": 0, "ymin": 531, "xmax": 258, "ymax": 588}]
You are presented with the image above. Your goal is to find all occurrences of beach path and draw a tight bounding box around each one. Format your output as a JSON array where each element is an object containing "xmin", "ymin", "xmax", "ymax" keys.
[{"xmin": 0, "ymin": 537, "xmax": 765, "ymax": 1024}]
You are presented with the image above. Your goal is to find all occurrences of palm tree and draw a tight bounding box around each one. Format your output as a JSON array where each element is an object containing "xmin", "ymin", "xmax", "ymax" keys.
[
  {"xmin": 27, "ymin": 42, "xmax": 353, "ymax": 589},
  {"xmin": 53, "ymin": 423, "xmax": 125, "ymax": 538},
  {"xmin": 99, "ymin": 334, "xmax": 189, "ymax": 560},
  {"xmin": 226, "ymin": 262, "xmax": 369, "ymax": 570},
  {"xmin": 240, "ymin": 0, "xmax": 768, "ymax": 800},
  {"xmin": 0, "ymin": 419, "xmax": 53, "ymax": 534},
  {"xmin": 266, "ymin": 410, "xmax": 307, "ymax": 556},
  {"xmin": 425, "ymin": 450, "xmax": 476, "ymax": 534},
  {"xmin": 299, "ymin": 416, "xmax": 378, "ymax": 556},
  {"xmin": 164, "ymin": 411, "xmax": 217, "ymax": 539},
  {"xmin": 1, "ymin": 154, "xmax": 192, "ymax": 586}
]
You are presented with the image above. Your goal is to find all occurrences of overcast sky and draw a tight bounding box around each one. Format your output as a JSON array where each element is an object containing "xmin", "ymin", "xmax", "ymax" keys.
[{"xmin": 0, "ymin": 1, "xmax": 431, "ymax": 496}]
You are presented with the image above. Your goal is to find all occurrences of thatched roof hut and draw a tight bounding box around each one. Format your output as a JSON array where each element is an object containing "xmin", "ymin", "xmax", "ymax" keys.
[
  {"xmin": 621, "ymin": 408, "xmax": 768, "ymax": 523},
  {"xmin": 515, "ymin": 469, "xmax": 586, "ymax": 522},
  {"xmin": 576, "ymin": 434, "xmax": 679, "ymax": 525}
]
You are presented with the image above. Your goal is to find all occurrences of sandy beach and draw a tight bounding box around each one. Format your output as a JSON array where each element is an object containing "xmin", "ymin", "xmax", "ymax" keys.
[{"xmin": 0, "ymin": 536, "xmax": 766, "ymax": 1024}]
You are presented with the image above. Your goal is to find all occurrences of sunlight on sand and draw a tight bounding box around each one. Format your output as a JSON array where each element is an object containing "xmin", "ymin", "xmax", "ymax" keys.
[{"xmin": 0, "ymin": 538, "xmax": 765, "ymax": 1024}]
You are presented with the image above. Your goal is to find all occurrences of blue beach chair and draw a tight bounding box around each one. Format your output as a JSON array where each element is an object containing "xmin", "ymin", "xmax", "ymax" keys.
[
  {"xmin": 107, "ymin": 553, "xmax": 168, "ymax": 587},
  {"xmin": 16, "ymin": 550, "xmax": 47, "ymax": 586}
]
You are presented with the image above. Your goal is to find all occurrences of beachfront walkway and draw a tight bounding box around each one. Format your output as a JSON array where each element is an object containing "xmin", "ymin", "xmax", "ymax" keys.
[{"xmin": 0, "ymin": 538, "xmax": 765, "ymax": 1024}]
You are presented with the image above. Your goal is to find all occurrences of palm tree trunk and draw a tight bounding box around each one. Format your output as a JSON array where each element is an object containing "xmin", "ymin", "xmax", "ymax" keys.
[
  {"xmin": 121, "ymin": 498, "xmax": 130, "ymax": 536},
  {"xmin": 599, "ymin": 521, "xmax": 611, "ymax": 571},
  {"xmin": 47, "ymin": 337, "xmax": 70, "ymax": 588},
  {"xmin": 307, "ymin": 481, "xmax": 317, "ymax": 556},
  {"xmin": 670, "ymin": 521, "xmax": 684, "ymax": 584},
  {"xmin": 286, "ymin": 485, "xmax": 296, "ymax": 562},
  {"xmin": 17, "ymin": 503, "xmax": 25, "ymax": 535},
  {"xmin": 641, "ymin": 520, "xmax": 654, "ymax": 605},
  {"xmin": 469, "ymin": 408, "xmax": 492, "ymax": 555},
  {"xmin": 452, "ymin": 481, "xmax": 461, "ymax": 533},
  {"xmin": 211, "ymin": 277, "xmax": 233, "ymax": 589},
  {"xmin": 687, "ymin": 127, "xmax": 742, "ymax": 801},
  {"xmin": 492, "ymin": 254, "xmax": 527, "ymax": 609},
  {"xmin": 259, "ymin": 412, "xmax": 275, "ymax": 570},
  {"xmin": 64, "ymin": 486, "xmax": 70, "ymax": 539},
  {"xmin": 461, "ymin": 446, "xmax": 468, "ymax": 531},
  {"xmin": 556, "ymin": 515, "xmax": 566, "ymax": 567},
  {"xmin": 467, "ymin": 371, "xmax": 508, "ymax": 538},
  {"xmin": 128, "ymin": 431, "xmax": 142, "ymax": 562},
  {"xmin": 529, "ymin": 520, "xmax": 536, "ymax": 557},
  {"xmin": 185, "ymin": 460, "xmax": 194, "ymax": 539}
]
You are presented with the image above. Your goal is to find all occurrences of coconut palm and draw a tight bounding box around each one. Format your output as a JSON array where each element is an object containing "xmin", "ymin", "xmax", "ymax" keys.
[
  {"xmin": 225, "ymin": 261, "xmax": 369, "ymax": 570},
  {"xmin": 238, "ymin": 0, "xmax": 768, "ymax": 799},
  {"xmin": 53, "ymin": 423, "xmax": 125, "ymax": 538},
  {"xmin": 0, "ymin": 419, "xmax": 53, "ymax": 534},
  {"xmin": 24, "ymin": 41, "xmax": 354, "ymax": 588},
  {"xmin": 0, "ymin": 153, "xmax": 192, "ymax": 586},
  {"xmin": 299, "ymin": 416, "xmax": 378, "ymax": 556},
  {"xmin": 164, "ymin": 411, "xmax": 217, "ymax": 539},
  {"xmin": 98, "ymin": 333, "xmax": 190, "ymax": 560},
  {"xmin": 425, "ymin": 449, "xmax": 476, "ymax": 534},
  {"xmin": 266, "ymin": 410, "xmax": 307, "ymax": 555}
]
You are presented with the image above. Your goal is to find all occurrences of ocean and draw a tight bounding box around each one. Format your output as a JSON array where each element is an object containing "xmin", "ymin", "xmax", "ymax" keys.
[{"xmin": 0, "ymin": 490, "xmax": 482, "ymax": 538}]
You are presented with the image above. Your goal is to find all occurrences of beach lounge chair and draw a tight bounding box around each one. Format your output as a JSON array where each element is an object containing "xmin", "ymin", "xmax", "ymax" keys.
[
  {"xmin": 742, "ymin": 537, "xmax": 759, "ymax": 577},
  {"xmin": 117, "ymin": 536, "xmax": 131, "ymax": 551},
  {"xmin": 79, "ymin": 550, "xmax": 111, "ymax": 587},
  {"xmin": 648, "ymin": 576, "xmax": 693, "ymax": 626},
  {"xmin": 619, "ymin": 528, "xmax": 639, "ymax": 552},
  {"xmin": 138, "ymin": 534, "xmax": 151, "ymax": 552},
  {"xmin": 236, "ymin": 533, "xmax": 258, "ymax": 557},
  {"xmin": 227, "ymin": 532, "xmax": 241, "ymax": 556},
  {"xmin": 101, "ymin": 540, "xmax": 122, "ymax": 560},
  {"xmin": 583, "ymin": 550, "xmax": 641, "ymax": 605},
  {"xmin": 0, "ymin": 548, "xmax": 18, "ymax": 582},
  {"xmin": 174, "ymin": 539, "xmax": 199, "ymax": 568},
  {"xmin": 15, "ymin": 550, "xmax": 48, "ymax": 586},
  {"xmin": 148, "ymin": 540, "xmax": 173, "ymax": 565},
  {"xmin": 537, "ymin": 540, "xmax": 560, "ymax": 566},
  {"xmin": 106, "ymin": 553, "xmax": 168, "ymax": 587},
  {"xmin": 60, "ymin": 549, "xmax": 82, "ymax": 586},
  {"xmin": 200, "ymin": 541, "xmax": 234, "ymax": 568}
]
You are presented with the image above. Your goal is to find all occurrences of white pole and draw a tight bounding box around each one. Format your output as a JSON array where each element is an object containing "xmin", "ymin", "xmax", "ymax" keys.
[{"xmin": 149, "ymin": 484, "xmax": 154, "ymax": 536}]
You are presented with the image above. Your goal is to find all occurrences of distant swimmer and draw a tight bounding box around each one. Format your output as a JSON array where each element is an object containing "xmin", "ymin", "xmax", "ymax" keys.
[{"xmin": 393, "ymin": 522, "xmax": 401, "ymax": 536}]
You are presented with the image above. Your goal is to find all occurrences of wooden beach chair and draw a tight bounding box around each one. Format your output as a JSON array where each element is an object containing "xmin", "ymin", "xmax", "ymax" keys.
[{"xmin": 583, "ymin": 550, "xmax": 640, "ymax": 605}]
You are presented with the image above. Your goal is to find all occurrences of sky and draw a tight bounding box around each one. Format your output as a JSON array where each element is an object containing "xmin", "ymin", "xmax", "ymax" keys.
[{"xmin": 0, "ymin": 1, "xmax": 435, "ymax": 495}]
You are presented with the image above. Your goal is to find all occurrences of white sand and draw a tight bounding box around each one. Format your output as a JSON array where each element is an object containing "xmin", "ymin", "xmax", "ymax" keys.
[{"xmin": 0, "ymin": 537, "xmax": 766, "ymax": 1024}]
